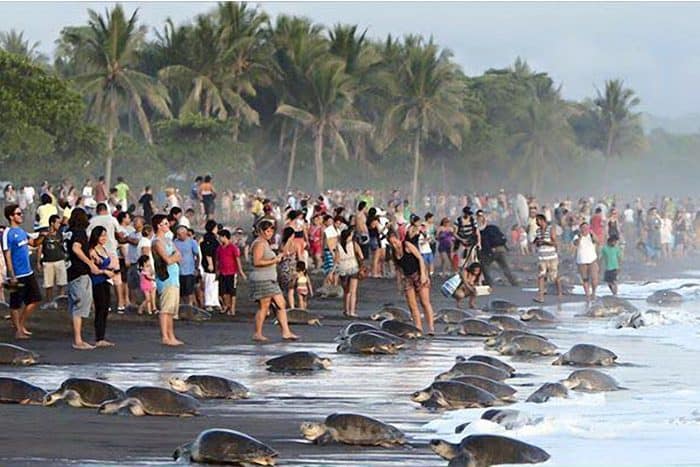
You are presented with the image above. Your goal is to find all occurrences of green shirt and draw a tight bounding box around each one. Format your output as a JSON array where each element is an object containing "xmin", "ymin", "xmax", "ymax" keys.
[
  {"xmin": 115, "ymin": 182, "xmax": 130, "ymax": 202},
  {"xmin": 601, "ymin": 244, "xmax": 621, "ymax": 271}
]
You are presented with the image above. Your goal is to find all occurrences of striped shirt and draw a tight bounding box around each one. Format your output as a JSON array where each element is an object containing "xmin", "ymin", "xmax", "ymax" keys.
[{"xmin": 536, "ymin": 225, "xmax": 558, "ymax": 261}]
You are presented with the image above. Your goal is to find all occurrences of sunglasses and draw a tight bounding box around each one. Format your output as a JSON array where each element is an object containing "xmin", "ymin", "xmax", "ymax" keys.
[{"xmin": 13, "ymin": 211, "xmax": 23, "ymax": 216}]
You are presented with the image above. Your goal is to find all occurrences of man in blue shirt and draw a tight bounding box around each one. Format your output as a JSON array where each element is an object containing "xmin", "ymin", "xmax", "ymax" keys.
[
  {"xmin": 173, "ymin": 226, "xmax": 199, "ymax": 306},
  {"xmin": 3, "ymin": 204, "xmax": 43, "ymax": 339}
]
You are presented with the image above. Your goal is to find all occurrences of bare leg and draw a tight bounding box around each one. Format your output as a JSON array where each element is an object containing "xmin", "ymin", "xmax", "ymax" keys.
[
  {"xmin": 348, "ymin": 278, "xmax": 358, "ymax": 316},
  {"xmin": 159, "ymin": 313, "xmax": 170, "ymax": 344},
  {"xmin": 535, "ymin": 276, "xmax": 545, "ymax": 302},
  {"xmin": 20, "ymin": 302, "xmax": 37, "ymax": 335},
  {"xmin": 418, "ymin": 286, "xmax": 435, "ymax": 334},
  {"xmin": 271, "ymin": 294, "xmax": 298, "ymax": 340},
  {"xmin": 405, "ymin": 288, "xmax": 423, "ymax": 332},
  {"xmin": 253, "ymin": 297, "xmax": 270, "ymax": 341}
]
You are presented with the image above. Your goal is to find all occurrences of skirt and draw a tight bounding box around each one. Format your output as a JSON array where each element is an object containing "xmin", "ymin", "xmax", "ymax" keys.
[{"xmin": 249, "ymin": 279, "xmax": 282, "ymax": 301}]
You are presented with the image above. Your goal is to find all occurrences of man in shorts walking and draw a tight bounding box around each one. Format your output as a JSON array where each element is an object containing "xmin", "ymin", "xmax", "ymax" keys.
[
  {"xmin": 2, "ymin": 204, "xmax": 43, "ymax": 339},
  {"xmin": 36, "ymin": 214, "xmax": 67, "ymax": 305},
  {"xmin": 533, "ymin": 214, "xmax": 562, "ymax": 303}
]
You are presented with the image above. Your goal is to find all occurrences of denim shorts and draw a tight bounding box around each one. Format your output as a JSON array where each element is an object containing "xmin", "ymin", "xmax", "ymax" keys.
[{"xmin": 68, "ymin": 275, "xmax": 93, "ymax": 318}]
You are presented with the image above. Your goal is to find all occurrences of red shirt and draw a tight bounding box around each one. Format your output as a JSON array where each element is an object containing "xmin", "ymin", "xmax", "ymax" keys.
[{"xmin": 216, "ymin": 243, "xmax": 240, "ymax": 275}]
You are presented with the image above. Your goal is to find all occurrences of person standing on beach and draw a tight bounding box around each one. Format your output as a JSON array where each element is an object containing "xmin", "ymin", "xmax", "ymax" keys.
[
  {"xmin": 88, "ymin": 226, "xmax": 117, "ymax": 347},
  {"xmin": 174, "ymin": 225, "xmax": 199, "ymax": 307},
  {"xmin": 573, "ymin": 222, "xmax": 599, "ymax": 301},
  {"xmin": 601, "ymin": 235, "xmax": 622, "ymax": 295},
  {"xmin": 36, "ymin": 214, "xmax": 67, "ymax": 304},
  {"xmin": 249, "ymin": 219, "xmax": 298, "ymax": 342},
  {"xmin": 533, "ymin": 214, "xmax": 561, "ymax": 303},
  {"xmin": 151, "ymin": 214, "xmax": 183, "ymax": 346},
  {"xmin": 3, "ymin": 204, "xmax": 43, "ymax": 339}
]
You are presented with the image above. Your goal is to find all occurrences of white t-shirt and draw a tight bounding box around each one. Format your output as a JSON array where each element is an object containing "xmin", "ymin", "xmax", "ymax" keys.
[
  {"xmin": 178, "ymin": 216, "xmax": 192, "ymax": 229},
  {"xmin": 88, "ymin": 214, "xmax": 120, "ymax": 256},
  {"xmin": 324, "ymin": 225, "xmax": 339, "ymax": 240},
  {"xmin": 137, "ymin": 235, "xmax": 154, "ymax": 266},
  {"xmin": 573, "ymin": 233, "xmax": 597, "ymax": 264},
  {"xmin": 623, "ymin": 208, "xmax": 634, "ymax": 224},
  {"xmin": 418, "ymin": 232, "xmax": 432, "ymax": 255}
]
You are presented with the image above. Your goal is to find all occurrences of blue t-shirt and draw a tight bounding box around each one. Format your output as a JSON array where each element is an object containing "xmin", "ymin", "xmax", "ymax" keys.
[
  {"xmin": 173, "ymin": 238, "xmax": 198, "ymax": 276},
  {"xmin": 2, "ymin": 227, "xmax": 33, "ymax": 278},
  {"xmin": 153, "ymin": 238, "xmax": 180, "ymax": 291}
]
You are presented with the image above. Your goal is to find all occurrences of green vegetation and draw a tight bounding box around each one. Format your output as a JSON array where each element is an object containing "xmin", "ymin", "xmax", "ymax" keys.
[{"xmin": 0, "ymin": 2, "xmax": 693, "ymax": 196}]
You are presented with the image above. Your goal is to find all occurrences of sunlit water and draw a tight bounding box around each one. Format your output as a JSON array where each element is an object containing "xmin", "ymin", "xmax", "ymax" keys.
[{"xmin": 4, "ymin": 277, "xmax": 700, "ymax": 465}]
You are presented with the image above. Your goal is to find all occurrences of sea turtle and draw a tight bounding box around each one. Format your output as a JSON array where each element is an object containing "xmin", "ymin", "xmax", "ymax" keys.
[
  {"xmin": 445, "ymin": 319, "xmax": 501, "ymax": 337},
  {"xmin": 168, "ymin": 375, "xmax": 250, "ymax": 399},
  {"xmin": 488, "ymin": 299, "xmax": 519, "ymax": 314},
  {"xmin": 0, "ymin": 377, "xmax": 46, "ymax": 404},
  {"xmin": 487, "ymin": 315, "xmax": 529, "ymax": 332},
  {"xmin": 520, "ymin": 308, "xmax": 557, "ymax": 323},
  {"xmin": 552, "ymin": 344, "xmax": 617, "ymax": 366},
  {"xmin": 177, "ymin": 304, "xmax": 212, "ymax": 321},
  {"xmin": 336, "ymin": 331, "xmax": 399, "ymax": 354},
  {"xmin": 277, "ymin": 308, "xmax": 323, "ymax": 326},
  {"xmin": 265, "ymin": 351, "xmax": 331, "ymax": 372},
  {"xmin": 647, "ymin": 289, "xmax": 683, "ymax": 306},
  {"xmin": 0, "ymin": 343, "xmax": 38, "ymax": 365},
  {"xmin": 370, "ymin": 305, "xmax": 412, "ymax": 322},
  {"xmin": 98, "ymin": 386, "xmax": 200, "ymax": 416},
  {"xmin": 437, "ymin": 308, "xmax": 477, "ymax": 324},
  {"xmin": 584, "ymin": 302, "xmax": 626, "ymax": 318},
  {"xmin": 380, "ymin": 319, "xmax": 422, "ymax": 339},
  {"xmin": 599, "ymin": 295, "xmax": 638, "ymax": 312},
  {"xmin": 498, "ymin": 335, "xmax": 558, "ymax": 356},
  {"xmin": 455, "ymin": 409, "xmax": 542, "ymax": 433},
  {"xmin": 456, "ymin": 355, "xmax": 516, "ymax": 376},
  {"xmin": 448, "ymin": 375, "xmax": 517, "ymax": 401},
  {"xmin": 615, "ymin": 310, "xmax": 663, "ymax": 329},
  {"xmin": 300, "ymin": 413, "xmax": 406, "ymax": 448},
  {"xmin": 430, "ymin": 434, "xmax": 550, "ymax": 465},
  {"xmin": 336, "ymin": 321, "xmax": 379, "ymax": 340},
  {"xmin": 560, "ymin": 369, "xmax": 625, "ymax": 392},
  {"xmin": 435, "ymin": 361, "xmax": 510, "ymax": 382},
  {"xmin": 526, "ymin": 382, "xmax": 569, "ymax": 403},
  {"xmin": 43, "ymin": 378, "xmax": 125, "ymax": 408},
  {"xmin": 174, "ymin": 429, "xmax": 278, "ymax": 465},
  {"xmin": 484, "ymin": 330, "xmax": 547, "ymax": 349},
  {"xmin": 411, "ymin": 381, "xmax": 501, "ymax": 409}
]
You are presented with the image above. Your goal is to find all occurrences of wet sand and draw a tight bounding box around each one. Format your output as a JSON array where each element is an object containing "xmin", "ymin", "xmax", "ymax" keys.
[{"xmin": 1, "ymin": 253, "xmax": 697, "ymax": 466}]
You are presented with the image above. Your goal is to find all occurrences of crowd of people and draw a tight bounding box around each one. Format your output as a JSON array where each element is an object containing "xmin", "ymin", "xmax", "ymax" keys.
[{"xmin": 2, "ymin": 174, "xmax": 699, "ymax": 349}]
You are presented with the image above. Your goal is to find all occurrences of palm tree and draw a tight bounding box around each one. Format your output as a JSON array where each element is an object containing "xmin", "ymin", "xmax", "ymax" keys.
[
  {"xmin": 269, "ymin": 15, "xmax": 326, "ymax": 189},
  {"xmin": 511, "ymin": 96, "xmax": 577, "ymax": 194},
  {"xmin": 0, "ymin": 29, "xmax": 48, "ymax": 65},
  {"xmin": 158, "ymin": 2, "xmax": 268, "ymax": 140},
  {"xmin": 595, "ymin": 79, "xmax": 641, "ymax": 157},
  {"xmin": 275, "ymin": 59, "xmax": 372, "ymax": 191},
  {"xmin": 380, "ymin": 36, "xmax": 468, "ymax": 205},
  {"xmin": 68, "ymin": 5, "xmax": 171, "ymax": 187}
]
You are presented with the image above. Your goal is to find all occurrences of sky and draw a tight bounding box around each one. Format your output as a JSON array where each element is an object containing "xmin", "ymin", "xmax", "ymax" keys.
[{"xmin": 1, "ymin": 1, "xmax": 698, "ymax": 117}]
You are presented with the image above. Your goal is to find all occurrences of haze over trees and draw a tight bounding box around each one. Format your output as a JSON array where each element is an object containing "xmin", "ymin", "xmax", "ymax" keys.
[{"xmin": 0, "ymin": 2, "xmax": 688, "ymax": 197}]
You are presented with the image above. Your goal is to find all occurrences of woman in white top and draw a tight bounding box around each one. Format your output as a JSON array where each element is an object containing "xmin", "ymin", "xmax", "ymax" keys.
[
  {"xmin": 335, "ymin": 226, "xmax": 363, "ymax": 317},
  {"xmin": 659, "ymin": 212, "xmax": 673, "ymax": 259},
  {"xmin": 573, "ymin": 222, "xmax": 599, "ymax": 301}
]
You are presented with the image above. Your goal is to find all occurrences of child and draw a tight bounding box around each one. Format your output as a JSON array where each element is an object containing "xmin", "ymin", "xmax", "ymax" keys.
[
  {"xmin": 216, "ymin": 229, "xmax": 246, "ymax": 316},
  {"xmin": 137, "ymin": 255, "xmax": 156, "ymax": 315},
  {"xmin": 292, "ymin": 261, "xmax": 313, "ymax": 310},
  {"xmin": 601, "ymin": 235, "xmax": 622, "ymax": 295},
  {"xmin": 518, "ymin": 225, "xmax": 529, "ymax": 255}
]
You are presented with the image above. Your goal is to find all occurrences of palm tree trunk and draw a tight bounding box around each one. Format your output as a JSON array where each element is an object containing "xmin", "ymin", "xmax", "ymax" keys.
[
  {"xmin": 278, "ymin": 119, "xmax": 287, "ymax": 152},
  {"xmin": 411, "ymin": 130, "xmax": 421, "ymax": 207},
  {"xmin": 285, "ymin": 125, "xmax": 299, "ymax": 191},
  {"xmin": 314, "ymin": 123, "xmax": 325, "ymax": 191},
  {"xmin": 105, "ymin": 130, "xmax": 115, "ymax": 191},
  {"xmin": 605, "ymin": 122, "xmax": 615, "ymax": 158}
]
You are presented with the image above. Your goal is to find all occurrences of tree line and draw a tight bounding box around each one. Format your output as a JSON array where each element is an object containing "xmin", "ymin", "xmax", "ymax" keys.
[{"xmin": 0, "ymin": 3, "xmax": 651, "ymax": 198}]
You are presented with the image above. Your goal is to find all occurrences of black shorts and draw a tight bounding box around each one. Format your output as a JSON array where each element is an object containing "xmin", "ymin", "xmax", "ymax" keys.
[
  {"xmin": 604, "ymin": 269, "xmax": 618, "ymax": 284},
  {"xmin": 9, "ymin": 274, "xmax": 42, "ymax": 309},
  {"xmin": 219, "ymin": 274, "xmax": 237, "ymax": 296},
  {"xmin": 179, "ymin": 274, "xmax": 196, "ymax": 296},
  {"xmin": 118, "ymin": 258, "xmax": 127, "ymax": 282},
  {"xmin": 127, "ymin": 264, "xmax": 140, "ymax": 290}
]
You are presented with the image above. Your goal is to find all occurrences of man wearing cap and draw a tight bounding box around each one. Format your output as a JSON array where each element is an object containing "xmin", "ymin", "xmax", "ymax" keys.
[{"xmin": 476, "ymin": 210, "xmax": 518, "ymax": 287}]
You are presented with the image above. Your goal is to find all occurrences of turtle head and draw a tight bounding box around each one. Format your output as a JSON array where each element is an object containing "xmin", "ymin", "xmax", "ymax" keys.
[
  {"xmin": 172, "ymin": 442, "xmax": 192, "ymax": 461},
  {"xmin": 97, "ymin": 398, "xmax": 124, "ymax": 415},
  {"xmin": 454, "ymin": 355, "xmax": 467, "ymax": 363},
  {"xmin": 168, "ymin": 376, "xmax": 189, "ymax": 393},
  {"xmin": 483, "ymin": 336, "xmax": 500, "ymax": 347},
  {"xmin": 42, "ymin": 390, "xmax": 63, "ymax": 406},
  {"xmin": 551, "ymin": 355, "xmax": 565, "ymax": 365},
  {"xmin": 559, "ymin": 375, "xmax": 578, "ymax": 389},
  {"xmin": 498, "ymin": 343, "xmax": 516, "ymax": 355},
  {"xmin": 308, "ymin": 318, "xmax": 322, "ymax": 326},
  {"xmin": 336, "ymin": 341, "xmax": 350, "ymax": 353},
  {"xmin": 300, "ymin": 421, "xmax": 326, "ymax": 441},
  {"xmin": 14, "ymin": 353, "xmax": 38, "ymax": 365},
  {"xmin": 410, "ymin": 387, "xmax": 432, "ymax": 402},
  {"xmin": 315, "ymin": 357, "xmax": 332, "ymax": 370},
  {"xmin": 520, "ymin": 310, "xmax": 533, "ymax": 321},
  {"xmin": 429, "ymin": 438, "xmax": 460, "ymax": 460}
]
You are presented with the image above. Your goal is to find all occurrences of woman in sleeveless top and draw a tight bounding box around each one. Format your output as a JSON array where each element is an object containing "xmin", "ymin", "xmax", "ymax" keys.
[
  {"xmin": 335, "ymin": 226, "xmax": 363, "ymax": 317},
  {"xmin": 278, "ymin": 227, "xmax": 297, "ymax": 308},
  {"xmin": 387, "ymin": 230, "xmax": 435, "ymax": 335},
  {"xmin": 88, "ymin": 226, "xmax": 117, "ymax": 348},
  {"xmin": 249, "ymin": 219, "xmax": 298, "ymax": 342}
]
